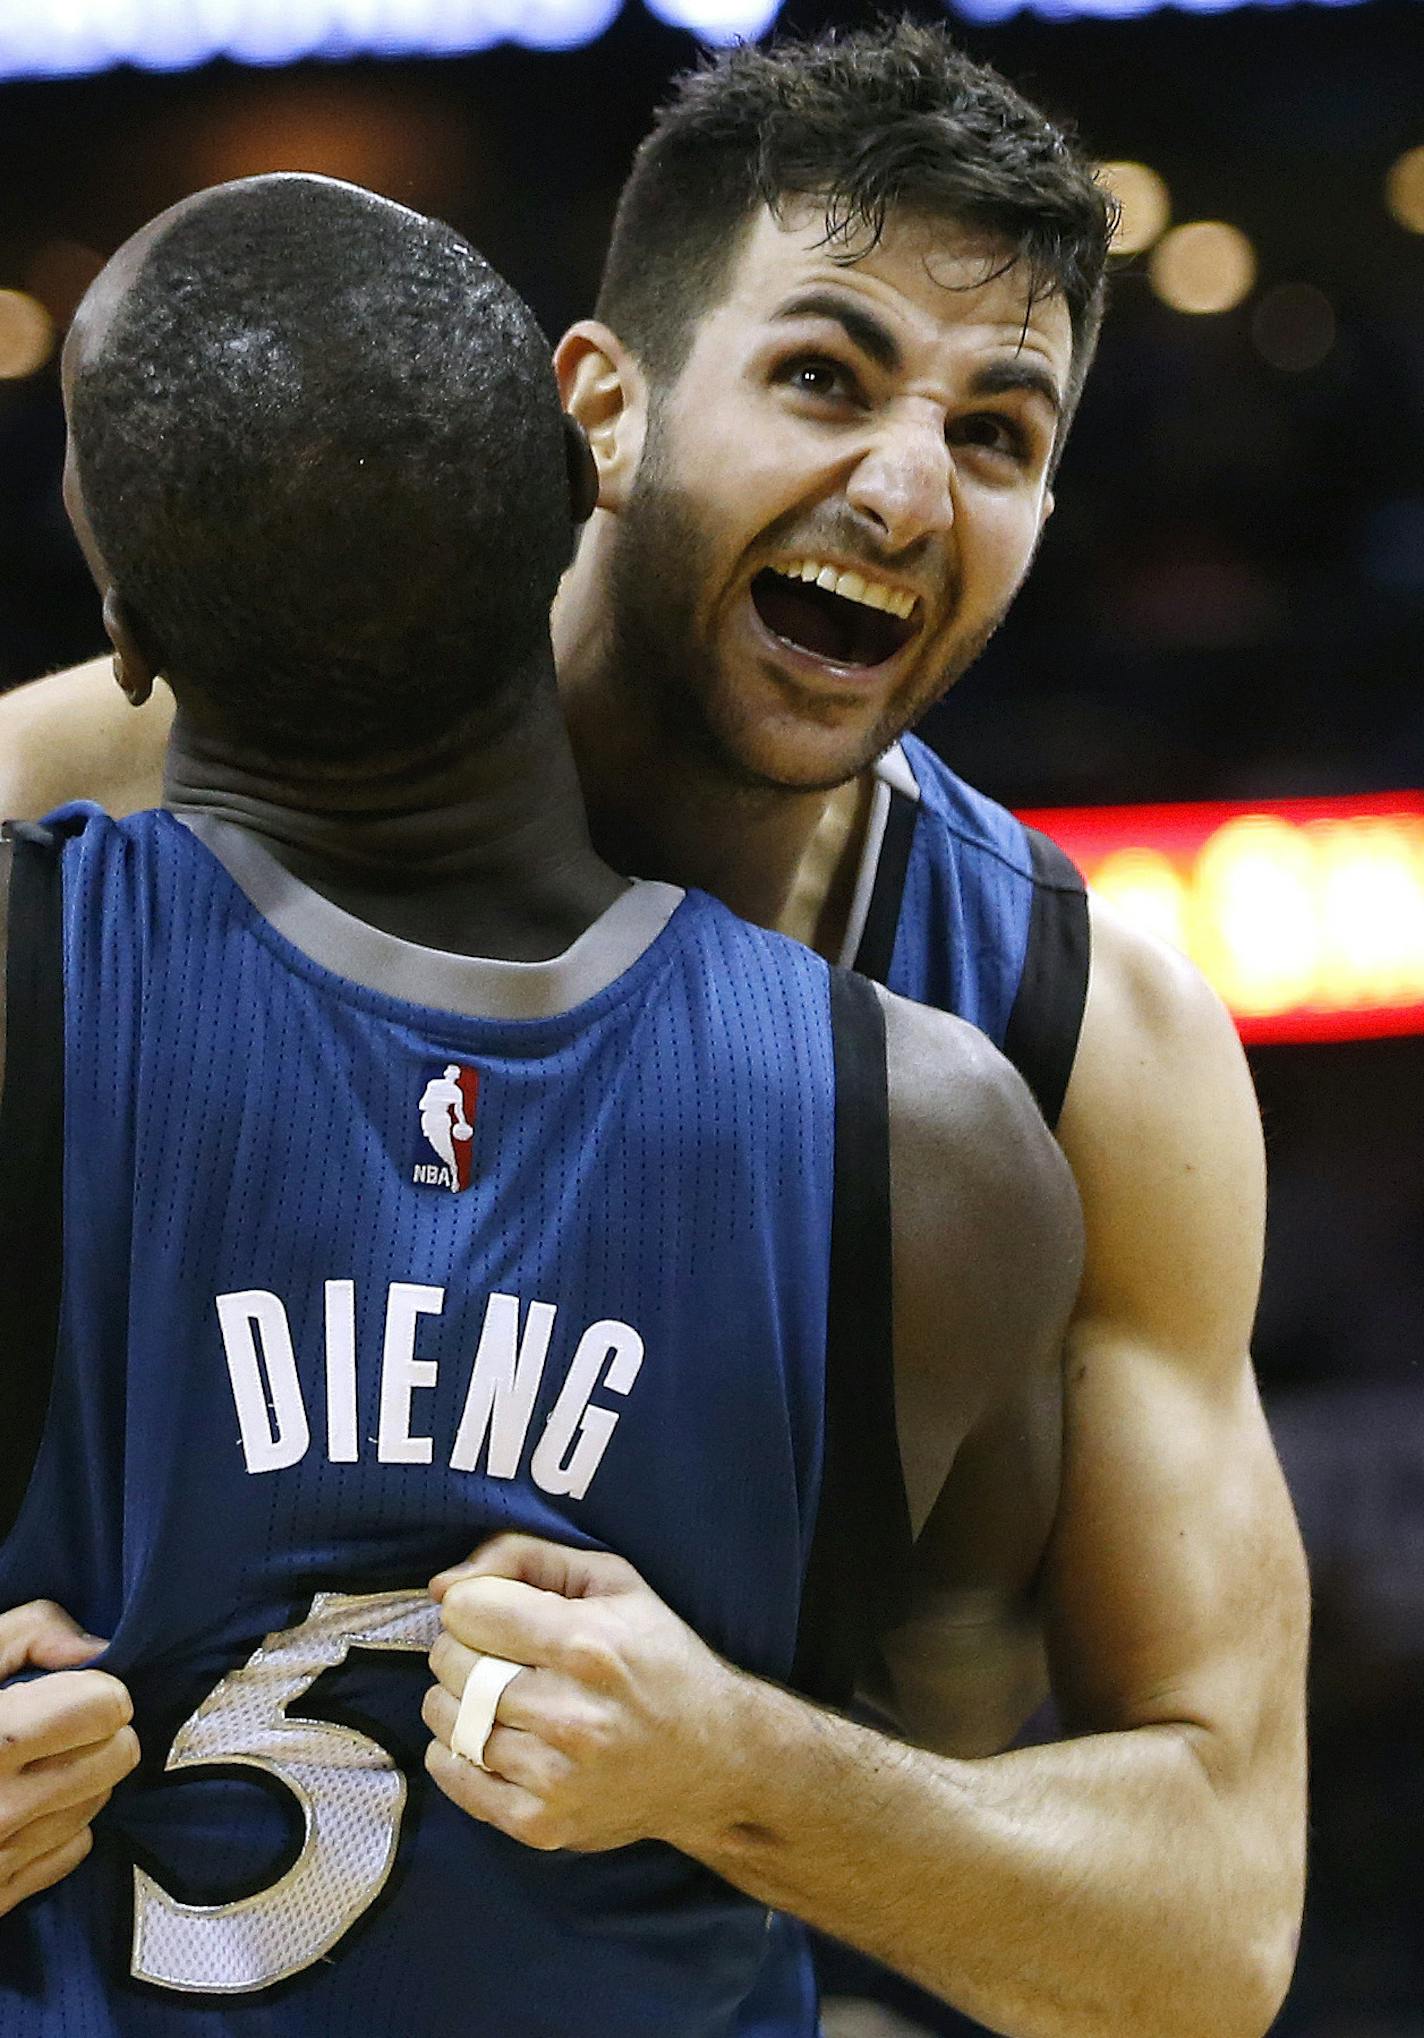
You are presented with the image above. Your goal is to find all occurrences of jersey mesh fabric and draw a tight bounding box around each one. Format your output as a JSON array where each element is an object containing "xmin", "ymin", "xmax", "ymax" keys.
[
  {"xmin": 0, "ymin": 806, "xmax": 836, "ymax": 2038},
  {"xmin": 876, "ymin": 735, "xmax": 1038, "ymax": 1037}
]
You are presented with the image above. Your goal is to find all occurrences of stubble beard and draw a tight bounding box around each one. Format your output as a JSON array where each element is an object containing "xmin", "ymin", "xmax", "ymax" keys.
[{"xmin": 606, "ymin": 457, "xmax": 1009, "ymax": 800}]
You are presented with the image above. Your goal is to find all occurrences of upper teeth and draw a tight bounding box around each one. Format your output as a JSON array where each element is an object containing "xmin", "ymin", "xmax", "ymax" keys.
[{"xmin": 771, "ymin": 560, "xmax": 916, "ymax": 622}]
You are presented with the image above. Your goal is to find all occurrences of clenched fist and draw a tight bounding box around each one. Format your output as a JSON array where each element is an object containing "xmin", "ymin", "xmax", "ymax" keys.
[
  {"xmin": 423, "ymin": 1535, "xmax": 746, "ymax": 1856},
  {"xmin": 0, "ymin": 1600, "xmax": 139, "ymax": 1916}
]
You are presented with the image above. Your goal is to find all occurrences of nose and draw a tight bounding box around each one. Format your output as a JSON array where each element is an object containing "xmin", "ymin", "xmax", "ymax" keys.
[{"xmin": 844, "ymin": 408, "xmax": 954, "ymax": 553}]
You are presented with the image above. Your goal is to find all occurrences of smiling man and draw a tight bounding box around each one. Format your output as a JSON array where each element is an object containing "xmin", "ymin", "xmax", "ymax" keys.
[{"xmin": 0, "ymin": 23, "xmax": 1307, "ymax": 2038}]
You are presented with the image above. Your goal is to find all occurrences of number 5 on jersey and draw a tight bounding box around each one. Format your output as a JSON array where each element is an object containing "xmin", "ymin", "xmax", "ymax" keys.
[{"xmin": 131, "ymin": 1589, "xmax": 439, "ymax": 1995}]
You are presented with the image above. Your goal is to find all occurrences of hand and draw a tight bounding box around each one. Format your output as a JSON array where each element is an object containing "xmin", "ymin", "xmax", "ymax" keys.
[
  {"xmin": 0, "ymin": 1601, "xmax": 140, "ymax": 1917},
  {"xmin": 423, "ymin": 1535, "xmax": 741, "ymax": 1854}
]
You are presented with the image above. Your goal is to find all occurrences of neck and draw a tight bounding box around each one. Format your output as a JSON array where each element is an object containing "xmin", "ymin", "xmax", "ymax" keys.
[
  {"xmin": 555, "ymin": 548, "xmax": 869, "ymax": 954},
  {"xmin": 163, "ymin": 684, "xmax": 626, "ymax": 961}
]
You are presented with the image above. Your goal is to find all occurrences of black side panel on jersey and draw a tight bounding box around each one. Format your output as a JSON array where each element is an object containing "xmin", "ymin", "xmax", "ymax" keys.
[
  {"xmin": 0, "ymin": 823, "xmax": 64, "ymax": 1542},
  {"xmin": 792, "ymin": 968, "xmax": 912, "ymax": 1710},
  {"xmin": 850, "ymin": 790, "xmax": 919, "ymax": 986},
  {"xmin": 1002, "ymin": 827, "xmax": 1090, "ymax": 1133}
]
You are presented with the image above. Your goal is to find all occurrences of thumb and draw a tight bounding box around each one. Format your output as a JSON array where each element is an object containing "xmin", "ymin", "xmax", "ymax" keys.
[
  {"xmin": 431, "ymin": 1533, "xmax": 632, "ymax": 1604},
  {"xmin": 0, "ymin": 1601, "xmax": 108, "ymax": 1679}
]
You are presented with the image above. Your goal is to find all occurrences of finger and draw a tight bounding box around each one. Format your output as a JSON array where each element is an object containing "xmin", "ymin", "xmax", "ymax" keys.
[
  {"xmin": 439, "ymin": 1577, "xmax": 585, "ymax": 1672},
  {"xmin": 422, "ymin": 1681, "xmax": 460, "ymax": 1752},
  {"xmin": 480, "ymin": 1724, "xmax": 574, "ymax": 1799},
  {"xmin": 0, "ymin": 1604, "xmax": 107, "ymax": 1681},
  {"xmin": 424, "ymin": 1738, "xmax": 557, "ymax": 1850},
  {"xmin": 0, "ymin": 1673, "xmax": 133, "ymax": 1773},
  {"xmin": 432, "ymin": 1535, "xmax": 631, "ymax": 1603},
  {"xmin": 0, "ymin": 1789, "xmax": 108, "ymax": 1880},
  {"xmin": 420, "ymin": 1685, "xmax": 566, "ymax": 1798},
  {"xmin": 22, "ymin": 1720, "xmax": 140, "ymax": 1801},
  {"xmin": 0, "ymin": 1825, "xmax": 93, "ymax": 1915},
  {"xmin": 428, "ymin": 1632, "xmax": 480, "ymax": 1703}
]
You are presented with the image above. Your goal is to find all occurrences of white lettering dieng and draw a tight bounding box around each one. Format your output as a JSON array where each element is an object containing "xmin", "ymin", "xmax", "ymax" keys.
[
  {"xmin": 377, "ymin": 1284, "xmax": 446, "ymax": 1464},
  {"xmin": 449, "ymin": 1294, "xmax": 557, "ymax": 1476},
  {"xmin": 217, "ymin": 1291, "xmax": 311, "ymax": 1474},
  {"xmin": 215, "ymin": 1282, "xmax": 645, "ymax": 1495},
  {"xmin": 531, "ymin": 1320, "xmax": 645, "ymax": 1500}
]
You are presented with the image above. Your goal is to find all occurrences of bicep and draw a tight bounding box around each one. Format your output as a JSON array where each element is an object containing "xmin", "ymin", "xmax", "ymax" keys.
[{"xmin": 1049, "ymin": 914, "xmax": 1308, "ymax": 1788}]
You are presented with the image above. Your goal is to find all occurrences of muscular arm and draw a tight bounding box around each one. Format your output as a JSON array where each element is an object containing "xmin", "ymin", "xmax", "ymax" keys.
[
  {"xmin": 679, "ymin": 907, "xmax": 1306, "ymax": 2038},
  {"xmin": 0, "ymin": 660, "xmax": 171, "ymax": 819}
]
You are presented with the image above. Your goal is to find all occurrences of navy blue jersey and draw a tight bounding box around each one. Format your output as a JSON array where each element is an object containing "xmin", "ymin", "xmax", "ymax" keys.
[
  {"xmin": 0, "ymin": 805, "xmax": 873, "ymax": 2037},
  {"xmin": 841, "ymin": 737, "xmax": 1089, "ymax": 1130}
]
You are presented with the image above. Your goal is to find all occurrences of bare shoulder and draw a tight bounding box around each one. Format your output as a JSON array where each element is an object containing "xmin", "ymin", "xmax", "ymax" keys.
[
  {"xmin": 0, "ymin": 660, "xmax": 172, "ymax": 820},
  {"xmin": 1060, "ymin": 893, "xmax": 1265, "ymax": 1354},
  {"xmin": 880, "ymin": 986, "xmax": 1083, "ymax": 1307},
  {"xmin": 878, "ymin": 986, "xmax": 1082, "ymax": 1515}
]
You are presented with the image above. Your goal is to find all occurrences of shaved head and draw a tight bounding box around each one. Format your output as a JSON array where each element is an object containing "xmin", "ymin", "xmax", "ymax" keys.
[{"xmin": 64, "ymin": 174, "xmax": 572, "ymax": 766}]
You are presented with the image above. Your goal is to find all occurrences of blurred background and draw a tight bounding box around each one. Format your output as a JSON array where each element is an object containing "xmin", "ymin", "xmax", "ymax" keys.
[{"xmin": 0, "ymin": 1, "xmax": 1421, "ymax": 2031}]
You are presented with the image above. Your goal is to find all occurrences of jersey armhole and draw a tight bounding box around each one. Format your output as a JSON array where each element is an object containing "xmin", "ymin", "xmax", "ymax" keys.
[
  {"xmin": 1002, "ymin": 828, "xmax": 1090, "ymax": 1132},
  {"xmin": 0, "ymin": 822, "xmax": 65, "ymax": 1542},
  {"xmin": 791, "ymin": 969, "xmax": 913, "ymax": 1709}
]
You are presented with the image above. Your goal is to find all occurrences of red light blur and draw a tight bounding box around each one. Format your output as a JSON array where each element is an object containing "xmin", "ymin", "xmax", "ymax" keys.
[{"xmin": 1017, "ymin": 792, "xmax": 1424, "ymax": 1044}]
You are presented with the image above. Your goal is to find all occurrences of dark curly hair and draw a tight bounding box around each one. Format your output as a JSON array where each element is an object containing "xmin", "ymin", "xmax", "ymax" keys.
[
  {"xmin": 597, "ymin": 18, "xmax": 1115, "ymax": 430},
  {"xmin": 69, "ymin": 177, "xmax": 570, "ymax": 767}
]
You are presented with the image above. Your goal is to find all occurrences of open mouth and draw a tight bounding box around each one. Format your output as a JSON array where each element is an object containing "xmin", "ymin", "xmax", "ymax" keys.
[{"xmin": 750, "ymin": 562, "xmax": 919, "ymax": 671}]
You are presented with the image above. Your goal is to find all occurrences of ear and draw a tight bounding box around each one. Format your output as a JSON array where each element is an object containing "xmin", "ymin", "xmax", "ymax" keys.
[
  {"xmin": 554, "ymin": 321, "xmax": 649, "ymax": 516},
  {"xmin": 562, "ymin": 415, "xmax": 599, "ymax": 527},
  {"xmin": 102, "ymin": 588, "xmax": 156, "ymax": 709}
]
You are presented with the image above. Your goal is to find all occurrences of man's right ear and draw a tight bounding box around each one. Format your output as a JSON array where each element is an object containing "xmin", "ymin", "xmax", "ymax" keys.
[
  {"xmin": 553, "ymin": 321, "xmax": 648, "ymax": 516},
  {"xmin": 102, "ymin": 589, "xmax": 156, "ymax": 709}
]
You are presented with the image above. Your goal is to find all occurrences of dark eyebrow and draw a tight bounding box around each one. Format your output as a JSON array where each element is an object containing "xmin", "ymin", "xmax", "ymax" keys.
[
  {"xmin": 967, "ymin": 358, "xmax": 1064, "ymax": 420},
  {"xmin": 769, "ymin": 292, "xmax": 902, "ymax": 374}
]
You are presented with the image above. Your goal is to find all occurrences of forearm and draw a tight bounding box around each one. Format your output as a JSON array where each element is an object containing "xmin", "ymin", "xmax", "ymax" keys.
[{"xmin": 675, "ymin": 1676, "xmax": 1296, "ymax": 2038}]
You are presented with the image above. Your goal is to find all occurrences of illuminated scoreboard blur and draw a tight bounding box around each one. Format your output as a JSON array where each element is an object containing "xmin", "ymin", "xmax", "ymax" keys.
[
  {"xmin": 1019, "ymin": 794, "xmax": 1424, "ymax": 1045},
  {"xmin": 0, "ymin": 0, "xmax": 1388, "ymax": 77}
]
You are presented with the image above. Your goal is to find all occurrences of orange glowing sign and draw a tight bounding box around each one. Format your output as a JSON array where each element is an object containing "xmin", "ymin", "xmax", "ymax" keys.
[{"xmin": 1017, "ymin": 793, "xmax": 1424, "ymax": 1044}]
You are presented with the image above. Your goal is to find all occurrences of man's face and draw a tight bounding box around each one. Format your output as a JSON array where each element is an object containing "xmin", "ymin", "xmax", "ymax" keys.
[{"xmin": 604, "ymin": 204, "xmax": 1073, "ymax": 793}]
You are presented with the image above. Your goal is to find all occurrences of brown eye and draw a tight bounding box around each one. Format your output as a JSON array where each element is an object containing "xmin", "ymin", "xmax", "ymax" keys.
[
  {"xmin": 784, "ymin": 358, "xmax": 853, "ymax": 401},
  {"xmin": 951, "ymin": 413, "xmax": 1028, "ymax": 461}
]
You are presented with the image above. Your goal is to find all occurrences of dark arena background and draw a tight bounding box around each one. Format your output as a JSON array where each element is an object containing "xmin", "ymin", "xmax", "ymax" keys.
[{"xmin": 2, "ymin": 2, "xmax": 1422, "ymax": 2032}]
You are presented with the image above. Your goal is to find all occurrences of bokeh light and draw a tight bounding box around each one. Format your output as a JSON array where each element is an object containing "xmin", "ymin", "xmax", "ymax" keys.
[
  {"xmin": 24, "ymin": 241, "xmax": 103, "ymax": 330},
  {"xmin": 1026, "ymin": 798, "xmax": 1424, "ymax": 1040},
  {"xmin": 1384, "ymin": 145, "xmax": 1424, "ymax": 234},
  {"xmin": 1251, "ymin": 282, "xmax": 1336, "ymax": 373},
  {"xmin": 1100, "ymin": 160, "xmax": 1171, "ymax": 256},
  {"xmin": 0, "ymin": 290, "xmax": 56, "ymax": 380},
  {"xmin": 189, "ymin": 77, "xmax": 469, "ymax": 213},
  {"xmin": 1092, "ymin": 846, "xmax": 1190, "ymax": 952},
  {"xmin": 1149, "ymin": 220, "xmax": 1257, "ymax": 315}
]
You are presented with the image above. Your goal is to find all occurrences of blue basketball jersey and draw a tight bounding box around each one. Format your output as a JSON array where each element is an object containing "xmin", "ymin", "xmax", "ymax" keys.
[
  {"xmin": 841, "ymin": 737, "xmax": 1089, "ymax": 1129},
  {"xmin": 0, "ymin": 804, "xmax": 876, "ymax": 2038}
]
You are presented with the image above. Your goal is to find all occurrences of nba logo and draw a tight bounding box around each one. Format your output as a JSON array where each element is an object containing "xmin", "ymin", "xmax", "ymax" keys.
[{"xmin": 413, "ymin": 1064, "xmax": 480, "ymax": 1193}]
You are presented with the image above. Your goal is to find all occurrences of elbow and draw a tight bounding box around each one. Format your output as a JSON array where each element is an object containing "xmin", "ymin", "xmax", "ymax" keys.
[
  {"xmin": 1176, "ymin": 1879, "xmax": 1302, "ymax": 2038},
  {"xmin": 1239, "ymin": 1903, "xmax": 1302, "ymax": 2038}
]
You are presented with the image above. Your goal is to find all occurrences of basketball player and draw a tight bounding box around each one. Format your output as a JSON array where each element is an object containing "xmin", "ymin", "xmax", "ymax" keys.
[
  {"xmin": 0, "ymin": 174, "xmax": 1082, "ymax": 2031},
  {"xmin": 0, "ymin": 23, "xmax": 1308, "ymax": 2036}
]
